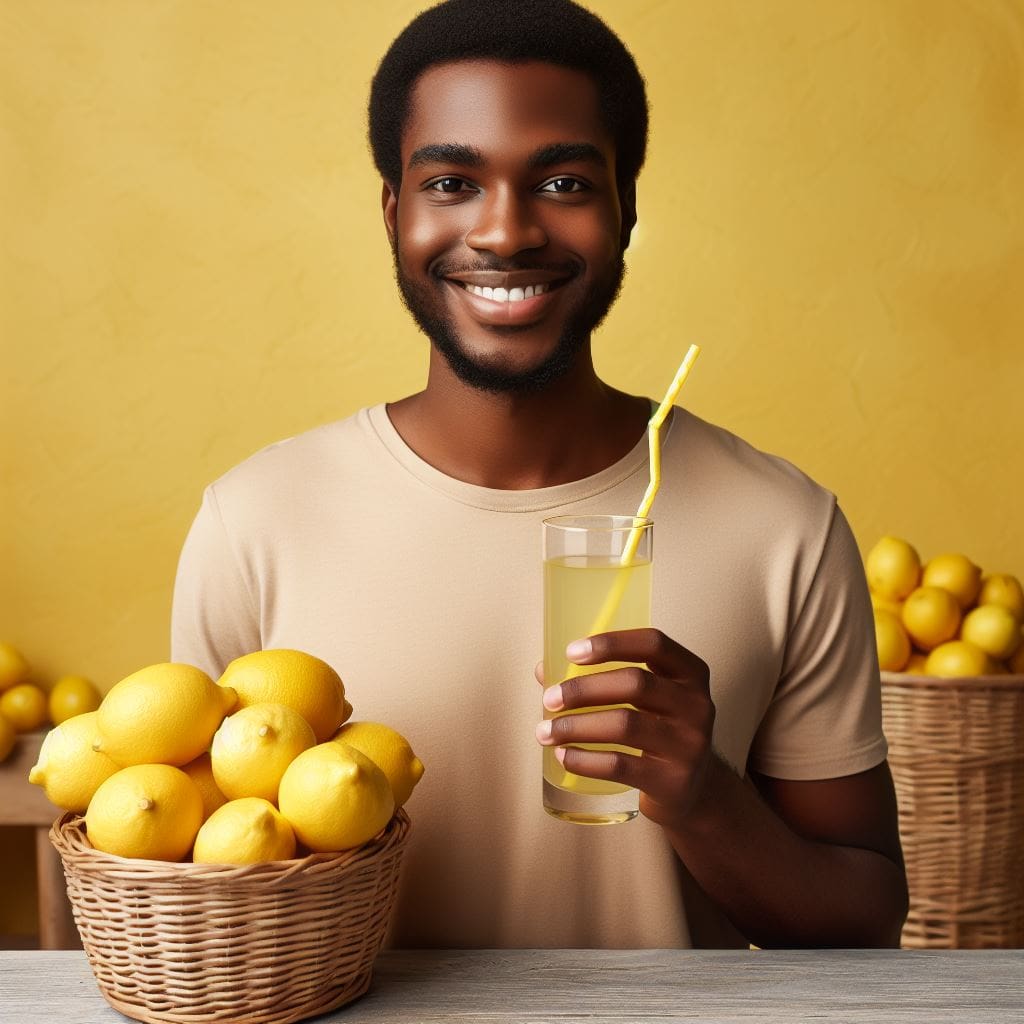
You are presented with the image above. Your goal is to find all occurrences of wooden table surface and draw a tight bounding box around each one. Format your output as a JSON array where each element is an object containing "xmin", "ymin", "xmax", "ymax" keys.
[{"xmin": 3, "ymin": 948, "xmax": 1022, "ymax": 1022}]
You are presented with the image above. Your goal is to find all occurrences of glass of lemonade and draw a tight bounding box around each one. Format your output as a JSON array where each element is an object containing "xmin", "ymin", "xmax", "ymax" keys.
[{"xmin": 542, "ymin": 515, "xmax": 653, "ymax": 824}]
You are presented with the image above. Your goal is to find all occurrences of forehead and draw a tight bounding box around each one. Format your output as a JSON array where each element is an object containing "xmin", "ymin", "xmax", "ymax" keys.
[{"xmin": 402, "ymin": 60, "xmax": 610, "ymax": 167}]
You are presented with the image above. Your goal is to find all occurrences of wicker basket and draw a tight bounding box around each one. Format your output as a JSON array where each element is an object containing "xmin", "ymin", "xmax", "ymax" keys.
[
  {"xmin": 50, "ymin": 808, "xmax": 411, "ymax": 1024},
  {"xmin": 880, "ymin": 671, "xmax": 1024, "ymax": 949}
]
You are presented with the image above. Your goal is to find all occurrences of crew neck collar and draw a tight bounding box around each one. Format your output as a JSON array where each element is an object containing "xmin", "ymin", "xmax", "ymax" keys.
[{"xmin": 364, "ymin": 400, "xmax": 678, "ymax": 513}]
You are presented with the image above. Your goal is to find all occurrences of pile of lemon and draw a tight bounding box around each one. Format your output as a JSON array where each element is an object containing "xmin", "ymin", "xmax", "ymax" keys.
[
  {"xmin": 866, "ymin": 537, "xmax": 1024, "ymax": 676},
  {"xmin": 0, "ymin": 641, "xmax": 103, "ymax": 765},
  {"xmin": 26, "ymin": 649, "xmax": 424, "ymax": 865}
]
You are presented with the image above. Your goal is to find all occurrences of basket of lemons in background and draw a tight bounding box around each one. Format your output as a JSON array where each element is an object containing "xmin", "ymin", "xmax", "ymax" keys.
[
  {"xmin": 863, "ymin": 537, "xmax": 1024, "ymax": 951},
  {"xmin": 25, "ymin": 648, "xmax": 422, "ymax": 1024}
]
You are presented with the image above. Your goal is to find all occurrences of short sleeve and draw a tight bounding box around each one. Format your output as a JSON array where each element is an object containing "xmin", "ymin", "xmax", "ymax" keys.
[
  {"xmin": 170, "ymin": 485, "xmax": 261, "ymax": 678},
  {"xmin": 747, "ymin": 504, "xmax": 888, "ymax": 780}
]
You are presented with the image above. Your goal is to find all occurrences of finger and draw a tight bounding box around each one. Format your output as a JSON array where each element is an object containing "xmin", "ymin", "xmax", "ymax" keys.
[
  {"xmin": 544, "ymin": 665, "xmax": 702, "ymax": 718},
  {"xmin": 536, "ymin": 706, "xmax": 676, "ymax": 759},
  {"xmin": 566, "ymin": 629, "xmax": 709, "ymax": 686},
  {"xmin": 534, "ymin": 660, "xmax": 545, "ymax": 686},
  {"xmin": 554, "ymin": 745, "xmax": 645, "ymax": 789}
]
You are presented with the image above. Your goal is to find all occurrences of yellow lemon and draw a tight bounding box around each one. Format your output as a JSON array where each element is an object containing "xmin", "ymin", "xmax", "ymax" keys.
[
  {"xmin": 331, "ymin": 721, "xmax": 425, "ymax": 808},
  {"xmin": 873, "ymin": 610, "xmax": 911, "ymax": 672},
  {"xmin": 193, "ymin": 797, "xmax": 296, "ymax": 864},
  {"xmin": 48, "ymin": 675, "xmax": 102, "ymax": 725},
  {"xmin": 901, "ymin": 586, "xmax": 961, "ymax": 651},
  {"xmin": 0, "ymin": 642, "xmax": 31, "ymax": 693},
  {"xmin": 923, "ymin": 640, "xmax": 990, "ymax": 678},
  {"xmin": 85, "ymin": 764, "xmax": 204, "ymax": 861},
  {"xmin": 27, "ymin": 712, "xmax": 120, "ymax": 812},
  {"xmin": 864, "ymin": 537, "xmax": 921, "ymax": 601},
  {"xmin": 921, "ymin": 553, "xmax": 982, "ymax": 611},
  {"xmin": 960, "ymin": 604, "xmax": 1021, "ymax": 662},
  {"xmin": 870, "ymin": 592, "xmax": 904, "ymax": 617},
  {"xmin": 217, "ymin": 649, "xmax": 346, "ymax": 743},
  {"xmin": 278, "ymin": 742, "xmax": 394, "ymax": 852},
  {"xmin": 977, "ymin": 574, "xmax": 1024, "ymax": 623},
  {"xmin": 904, "ymin": 652, "xmax": 929, "ymax": 674},
  {"xmin": 181, "ymin": 752, "xmax": 228, "ymax": 821},
  {"xmin": 0, "ymin": 713, "xmax": 16, "ymax": 763},
  {"xmin": 95, "ymin": 663, "xmax": 236, "ymax": 767},
  {"xmin": 0, "ymin": 683, "xmax": 49, "ymax": 732},
  {"xmin": 211, "ymin": 702, "xmax": 316, "ymax": 803}
]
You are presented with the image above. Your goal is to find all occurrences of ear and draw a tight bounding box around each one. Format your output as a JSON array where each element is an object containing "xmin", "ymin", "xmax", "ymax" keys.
[
  {"xmin": 619, "ymin": 179, "xmax": 638, "ymax": 252},
  {"xmin": 382, "ymin": 180, "xmax": 399, "ymax": 247}
]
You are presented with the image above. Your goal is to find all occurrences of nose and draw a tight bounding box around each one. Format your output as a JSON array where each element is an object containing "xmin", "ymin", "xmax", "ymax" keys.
[{"xmin": 464, "ymin": 186, "xmax": 547, "ymax": 258}]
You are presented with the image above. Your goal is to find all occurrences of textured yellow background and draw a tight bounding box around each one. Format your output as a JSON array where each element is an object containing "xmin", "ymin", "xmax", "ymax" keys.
[{"xmin": 2, "ymin": 1, "xmax": 1022, "ymax": 938}]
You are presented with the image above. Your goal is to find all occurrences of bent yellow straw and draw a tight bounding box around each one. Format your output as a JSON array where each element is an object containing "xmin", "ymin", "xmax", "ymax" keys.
[{"xmin": 563, "ymin": 344, "xmax": 701, "ymax": 679}]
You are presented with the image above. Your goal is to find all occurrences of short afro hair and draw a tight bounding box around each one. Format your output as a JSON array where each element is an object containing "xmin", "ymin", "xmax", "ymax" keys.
[{"xmin": 368, "ymin": 0, "xmax": 648, "ymax": 199}]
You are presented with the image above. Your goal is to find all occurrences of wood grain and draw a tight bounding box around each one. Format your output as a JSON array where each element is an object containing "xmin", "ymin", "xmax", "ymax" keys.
[{"xmin": 3, "ymin": 948, "xmax": 1022, "ymax": 1023}]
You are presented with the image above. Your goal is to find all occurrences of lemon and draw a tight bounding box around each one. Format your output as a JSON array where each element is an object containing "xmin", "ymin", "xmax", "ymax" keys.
[
  {"xmin": 977, "ymin": 574, "xmax": 1024, "ymax": 623},
  {"xmin": 85, "ymin": 764, "xmax": 204, "ymax": 861},
  {"xmin": 921, "ymin": 553, "xmax": 982, "ymax": 611},
  {"xmin": 218, "ymin": 649, "xmax": 347, "ymax": 742},
  {"xmin": 181, "ymin": 752, "xmax": 228, "ymax": 820},
  {"xmin": 904, "ymin": 652, "xmax": 929, "ymax": 674},
  {"xmin": 960, "ymin": 604, "xmax": 1021, "ymax": 662},
  {"xmin": 48, "ymin": 675, "xmax": 102, "ymax": 725},
  {"xmin": 211, "ymin": 702, "xmax": 316, "ymax": 803},
  {"xmin": 193, "ymin": 797, "xmax": 296, "ymax": 864},
  {"xmin": 27, "ymin": 712, "xmax": 120, "ymax": 812},
  {"xmin": 95, "ymin": 663, "xmax": 236, "ymax": 767},
  {"xmin": 278, "ymin": 742, "xmax": 394, "ymax": 852},
  {"xmin": 331, "ymin": 721, "xmax": 425, "ymax": 808},
  {"xmin": 0, "ymin": 683, "xmax": 49, "ymax": 732},
  {"xmin": 865, "ymin": 537, "xmax": 921, "ymax": 601},
  {"xmin": 870, "ymin": 592, "xmax": 904, "ymax": 617},
  {"xmin": 873, "ymin": 610, "xmax": 911, "ymax": 672},
  {"xmin": 901, "ymin": 586, "xmax": 961, "ymax": 651},
  {"xmin": 924, "ymin": 640, "xmax": 990, "ymax": 678},
  {"xmin": 0, "ymin": 713, "xmax": 15, "ymax": 763},
  {"xmin": 0, "ymin": 642, "xmax": 31, "ymax": 693}
]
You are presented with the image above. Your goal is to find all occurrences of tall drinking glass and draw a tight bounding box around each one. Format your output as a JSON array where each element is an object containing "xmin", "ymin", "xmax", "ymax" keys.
[{"xmin": 542, "ymin": 515, "xmax": 653, "ymax": 824}]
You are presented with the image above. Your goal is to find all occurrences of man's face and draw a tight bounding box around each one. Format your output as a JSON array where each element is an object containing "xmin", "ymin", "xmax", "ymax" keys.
[{"xmin": 383, "ymin": 60, "xmax": 634, "ymax": 395}]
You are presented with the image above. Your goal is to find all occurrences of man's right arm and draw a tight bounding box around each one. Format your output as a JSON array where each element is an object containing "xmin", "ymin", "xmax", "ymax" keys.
[{"xmin": 170, "ymin": 485, "xmax": 261, "ymax": 677}]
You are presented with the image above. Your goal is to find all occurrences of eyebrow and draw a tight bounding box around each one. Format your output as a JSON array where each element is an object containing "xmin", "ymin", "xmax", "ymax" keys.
[{"xmin": 406, "ymin": 141, "xmax": 607, "ymax": 171}]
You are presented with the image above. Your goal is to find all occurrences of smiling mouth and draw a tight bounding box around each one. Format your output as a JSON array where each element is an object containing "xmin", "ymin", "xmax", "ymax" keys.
[{"xmin": 456, "ymin": 281, "xmax": 566, "ymax": 303}]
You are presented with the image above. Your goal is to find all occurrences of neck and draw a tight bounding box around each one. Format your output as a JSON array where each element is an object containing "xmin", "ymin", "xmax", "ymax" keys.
[{"xmin": 386, "ymin": 349, "xmax": 651, "ymax": 490}]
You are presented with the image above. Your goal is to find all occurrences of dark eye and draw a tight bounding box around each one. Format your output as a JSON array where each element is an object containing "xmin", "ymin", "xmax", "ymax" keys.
[
  {"xmin": 541, "ymin": 177, "xmax": 587, "ymax": 194},
  {"xmin": 429, "ymin": 177, "xmax": 470, "ymax": 193}
]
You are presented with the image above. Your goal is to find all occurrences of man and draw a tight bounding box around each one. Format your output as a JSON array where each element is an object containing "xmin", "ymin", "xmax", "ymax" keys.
[{"xmin": 172, "ymin": 0, "xmax": 908, "ymax": 948}]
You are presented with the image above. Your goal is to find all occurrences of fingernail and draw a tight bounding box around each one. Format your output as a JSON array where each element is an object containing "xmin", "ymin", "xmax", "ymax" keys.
[
  {"xmin": 566, "ymin": 638, "xmax": 592, "ymax": 660},
  {"xmin": 535, "ymin": 720, "xmax": 553, "ymax": 744},
  {"xmin": 555, "ymin": 746, "xmax": 567, "ymax": 764},
  {"xmin": 543, "ymin": 686, "xmax": 564, "ymax": 711}
]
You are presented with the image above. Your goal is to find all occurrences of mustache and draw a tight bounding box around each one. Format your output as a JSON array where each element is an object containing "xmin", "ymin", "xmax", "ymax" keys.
[{"xmin": 430, "ymin": 257, "xmax": 581, "ymax": 279}]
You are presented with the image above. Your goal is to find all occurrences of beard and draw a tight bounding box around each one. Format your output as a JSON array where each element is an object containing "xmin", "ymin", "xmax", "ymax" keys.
[{"xmin": 391, "ymin": 244, "xmax": 627, "ymax": 395}]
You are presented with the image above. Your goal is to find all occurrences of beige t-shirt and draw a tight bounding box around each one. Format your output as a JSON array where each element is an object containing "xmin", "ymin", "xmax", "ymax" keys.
[{"xmin": 171, "ymin": 403, "xmax": 886, "ymax": 948}]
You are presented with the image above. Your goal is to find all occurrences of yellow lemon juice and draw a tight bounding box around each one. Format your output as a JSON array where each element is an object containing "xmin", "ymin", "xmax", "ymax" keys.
[{"xmin": 543, "ymin": 554, "xmax": 652, "ymax": 801}]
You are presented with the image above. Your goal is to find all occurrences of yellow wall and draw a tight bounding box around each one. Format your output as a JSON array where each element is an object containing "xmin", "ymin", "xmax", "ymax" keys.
[{"xmin": 2, "ymin": 0, "xmax": 1022, "ymax": 937}]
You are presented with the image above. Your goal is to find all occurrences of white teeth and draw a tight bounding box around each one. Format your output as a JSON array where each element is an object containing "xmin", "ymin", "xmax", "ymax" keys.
[{"xmin": 463, "ymin": 282, "xmax": 549, "ymax": 302}]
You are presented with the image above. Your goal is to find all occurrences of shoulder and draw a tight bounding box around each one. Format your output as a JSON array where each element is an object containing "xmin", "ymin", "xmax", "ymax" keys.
[
  {"xmin": 666, "ymin": 407, "xmax": 837, "ymax": 528},
  {"xmin": 208, "ymin": 409, "xmax": 369, "ymax": 498}
]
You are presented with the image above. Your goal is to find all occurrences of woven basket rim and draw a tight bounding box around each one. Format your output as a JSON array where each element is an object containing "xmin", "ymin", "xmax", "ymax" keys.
[
  {"xmin": 881, "ymin": 670, "xmax": 1024, "ymax": 690},
  {"xmin": 50, "ymin": 807, "xmax": 410, "ymax": 881}
]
